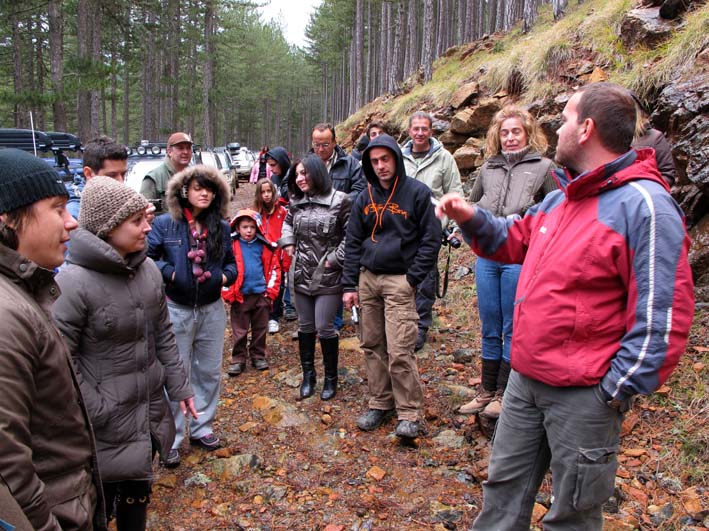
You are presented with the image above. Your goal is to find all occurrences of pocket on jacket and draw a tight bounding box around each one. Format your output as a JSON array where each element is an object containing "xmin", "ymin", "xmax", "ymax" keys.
[
  {"xmin": 572, "ymin": 446, "xmax": 618, "ymax": 512},
  {"xmin": 164, "ymin": 238, "xmax": 182, "ymax": 247}
]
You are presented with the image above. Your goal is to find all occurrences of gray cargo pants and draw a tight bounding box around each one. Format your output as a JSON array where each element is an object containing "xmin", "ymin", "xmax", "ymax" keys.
[{"xmin": 472, "ymin": 370, "xmax": 623, "ymax": 531}]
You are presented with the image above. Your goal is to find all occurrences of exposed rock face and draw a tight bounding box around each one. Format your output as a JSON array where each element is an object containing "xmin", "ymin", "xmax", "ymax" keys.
[
  {"xmin": 619, "ymin": 8, "xmax": 678, "ymax": 49},
  {"xmin": 652, "ymin": 67, "xmax": 709, "ymax": 300},
  {"xmin": 450, "ymin": 98, "xmax": 501, "ymax": 135},
  {"xmin": 450, "ymin": 82, "xmax": 479, "ymax": 109},
  {"xmin": 653, "ymin": 71, "xmax": 709, "ymax": 198},
  {"xmin": 453, "ymin": 138, "xmax": 484, "ymax": 171}
]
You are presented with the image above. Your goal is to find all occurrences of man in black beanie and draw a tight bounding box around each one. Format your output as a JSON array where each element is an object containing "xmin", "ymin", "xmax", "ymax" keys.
[{"xmin": 0, "ymin": 149, "xmax": 106, "ymax": 531}]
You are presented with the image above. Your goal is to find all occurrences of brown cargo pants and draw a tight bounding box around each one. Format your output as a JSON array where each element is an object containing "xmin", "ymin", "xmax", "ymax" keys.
[{"xmin": 358, "ymin": 269, "xmax": 423, "ymax": 422}]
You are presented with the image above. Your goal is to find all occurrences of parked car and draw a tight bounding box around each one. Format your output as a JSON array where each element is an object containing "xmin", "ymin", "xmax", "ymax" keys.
[
  {"xmin": 125, "ymin": 141, "xmax": 167, "ymax": 193},
  {"xmin": 227, "ymin": 142, "xmax": 254, "ymax": 181},
  {"xmin": 194, "ymin": 148, "xmax": 232, "ymax": 189}
]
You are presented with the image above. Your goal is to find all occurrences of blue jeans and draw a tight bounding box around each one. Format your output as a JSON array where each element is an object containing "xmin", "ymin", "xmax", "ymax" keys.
[{"xmin": 475, "ymin": 257, "xmax": 521, "ymax": 363}]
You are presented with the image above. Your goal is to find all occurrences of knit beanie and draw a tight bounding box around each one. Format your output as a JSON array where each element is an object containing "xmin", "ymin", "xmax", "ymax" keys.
[
  {"xmin": 79, "ymin": 176, "xmax": 148, "ymax": 238},
  {"xmin": 0, "ymin": 148, "xmax": 68, "ymax": 214}
]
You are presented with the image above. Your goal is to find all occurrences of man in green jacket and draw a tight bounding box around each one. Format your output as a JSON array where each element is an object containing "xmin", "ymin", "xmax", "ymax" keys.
[
  {"xmin": 402, "ymin": 111, "xmax": 464, "ymax": 350},
  {"xmin": 140, "ymin": 131, "xmax": 193, "ymax": 213}
]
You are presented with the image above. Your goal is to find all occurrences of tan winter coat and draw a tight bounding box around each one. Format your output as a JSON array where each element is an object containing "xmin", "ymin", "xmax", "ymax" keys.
[
  {"xmin": 54, "ymin": 229, "xmax": 192, "ymax": 482},
  {"xmin": 469, "ymin": 150, "xmax": 557, "ymax": 217},
  {"xmin": 0, "ymin": 244, "xmax": 106, "ymax": 531}
]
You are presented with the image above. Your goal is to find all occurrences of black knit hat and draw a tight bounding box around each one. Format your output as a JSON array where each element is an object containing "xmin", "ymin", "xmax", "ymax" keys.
[{"xmin": 0, "ymin": 148, "xmax": 68, "ymax": 214}]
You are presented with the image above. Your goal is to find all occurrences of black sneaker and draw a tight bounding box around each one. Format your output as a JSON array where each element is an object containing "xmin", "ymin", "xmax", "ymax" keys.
[
  {"xmin": 395, "ymin": 420, "xmax": 422, "ymax": 439},
  {"xmin": 190, "ymin": 433, "xmax": 221, "ymax": 451},
  {"xmin": 252, "ymin": 358, "xmax": 269, "ymax": 371},
  {"xmin": 284, "ymin": 306, "xmax": 298, "ymax": 321},
  {"xmin": 414, "ymin": 329, "xmax": 427, "ymax": 352},
  {"xmin": 228, "ymin": 362, "xmax": 245, "ymax": 376},
  {"xmin": 356, "ymin": 409, "xmax": 395, "ymax": 431},
  {"xmin": 163, "ymin": 448, "xmax": 180, "ymax": 468}
]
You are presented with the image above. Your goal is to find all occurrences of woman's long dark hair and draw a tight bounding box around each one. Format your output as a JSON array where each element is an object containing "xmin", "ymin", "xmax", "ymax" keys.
[
  {"xmin": 287, "ymin": 154, "xmax": 332, "ymax": 200},
  {"xmin": 179, "ymin": 173, "xmax": 225, "ymax": 260}
]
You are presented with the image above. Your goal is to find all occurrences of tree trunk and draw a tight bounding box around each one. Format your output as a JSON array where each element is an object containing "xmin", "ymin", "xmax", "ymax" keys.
[
  {"xmin": 422, "ymin": 0, "xmax": 434, "ymax": 81},
  {"xmin": 553, "ymin": 0, "xmax": 568, "ymax": 19},
  {"xmin": 203, "ymin": 0, "xmax": 215, "ymax": 146},
  {"xmin": 354, "ymin": 0, "xmax": 364, "ymax": 109},
  {"xmin": 523, "ymin": 0, "xmax": 539, "ymax": 32},
  {"xmin": 123, "ymin": 35, "xmax": 130, "ymax": 144},
  {"xmin": 33, "ymin": 15, "xmax": 46, "ymax": 131},
  {"xmin": 77, "ymin": 0, "xmax": 101, "ymax": 142},
  {"xmin": 365, "ymin": 0, "xmax": 372, "ymax": 103},
  {"xmin": 48, "ymin": 0, "xmax": 66, "ymax": 131}
]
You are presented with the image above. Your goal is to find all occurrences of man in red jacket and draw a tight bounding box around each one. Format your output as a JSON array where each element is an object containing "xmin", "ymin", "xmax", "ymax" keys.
[{"xmin": 436, "ymin": 83, "xmax": 694, "ymax": 530}]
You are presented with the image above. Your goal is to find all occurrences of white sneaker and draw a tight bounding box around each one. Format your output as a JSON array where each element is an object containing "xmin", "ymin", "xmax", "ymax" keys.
[{"xmin": 268, "ymin": 320, "xmax": 280, "ymax": 333}]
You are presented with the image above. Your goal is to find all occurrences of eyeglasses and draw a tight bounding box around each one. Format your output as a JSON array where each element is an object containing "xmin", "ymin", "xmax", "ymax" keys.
[{"xmin": 312, "ymin": 142, "xmax": 331, "ymax": 150}]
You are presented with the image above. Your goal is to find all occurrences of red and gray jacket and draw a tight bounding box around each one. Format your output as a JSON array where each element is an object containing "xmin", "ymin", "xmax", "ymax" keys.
[
  {"xmin": 460, "ymin": 148, "xmax": 694, "ymax": 402},
  {"xmin": 222, "ymin": 234, "xmax": 281, "ymax": 304}
]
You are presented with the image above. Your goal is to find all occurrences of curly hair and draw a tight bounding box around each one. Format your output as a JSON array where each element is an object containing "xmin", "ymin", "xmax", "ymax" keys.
[{"xmin": 485, "ymin": 105, "xmax": 548, "ymax": 158}]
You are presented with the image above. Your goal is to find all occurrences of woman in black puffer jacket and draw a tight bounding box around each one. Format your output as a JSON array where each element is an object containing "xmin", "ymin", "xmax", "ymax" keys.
[{"xmin": 278, "ymin": 155, "xmax": 351, "ymax": 401}]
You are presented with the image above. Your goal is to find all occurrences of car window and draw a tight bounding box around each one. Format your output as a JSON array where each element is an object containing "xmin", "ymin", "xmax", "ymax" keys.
[{"xmin": 126, "ymin": 159, "xmax": 165, "ymax": 193}]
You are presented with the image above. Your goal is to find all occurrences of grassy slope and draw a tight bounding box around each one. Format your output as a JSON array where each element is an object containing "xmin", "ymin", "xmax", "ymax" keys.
[{"xmin": 338, "ymin": 0, "xmax": 709, "ymax": 139}]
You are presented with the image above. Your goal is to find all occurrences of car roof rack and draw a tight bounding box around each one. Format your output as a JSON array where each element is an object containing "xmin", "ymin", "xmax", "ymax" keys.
[
  {"xmin": 0, "ymin": 128, "xmax": 53, "ymax": 152},
  {"xmin": 46, "ymin": 131, "xmax": 82, "ymax": 152}
]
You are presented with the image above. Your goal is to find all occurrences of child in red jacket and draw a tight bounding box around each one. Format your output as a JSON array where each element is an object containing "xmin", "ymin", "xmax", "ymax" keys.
[
  {"xmin": 254, "ymin": 178, "xmax": 293, "ymax": 332},
  {"xmin": 222, "ymin": 209, "xmax": 280, "ymax": 376}
]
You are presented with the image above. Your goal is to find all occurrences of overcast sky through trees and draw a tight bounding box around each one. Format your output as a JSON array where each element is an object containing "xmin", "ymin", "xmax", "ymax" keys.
[{"xmin": 259, "ymin": 0, "xmax": 323, "ymax": 47}]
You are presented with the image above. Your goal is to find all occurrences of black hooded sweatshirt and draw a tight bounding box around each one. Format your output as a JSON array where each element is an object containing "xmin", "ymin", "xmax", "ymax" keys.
[
  {"xmin": 342, "ymin": 134, "xmax": 442, "ymax": 291},
  {"xmin": 265, "ymin": 146, "xmax": 291, "ymax": 196}
]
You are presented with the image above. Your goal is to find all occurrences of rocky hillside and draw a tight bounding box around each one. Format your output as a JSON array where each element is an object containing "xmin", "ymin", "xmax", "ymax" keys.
[{"xmin": 338, "ymin": 0, "xmax": 709, "ymax": 299}]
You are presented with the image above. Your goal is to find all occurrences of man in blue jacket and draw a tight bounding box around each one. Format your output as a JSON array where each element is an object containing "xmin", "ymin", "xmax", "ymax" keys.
[{"xmin": 342, "ymin": 135, "xmax": 441, "ymax": 440}]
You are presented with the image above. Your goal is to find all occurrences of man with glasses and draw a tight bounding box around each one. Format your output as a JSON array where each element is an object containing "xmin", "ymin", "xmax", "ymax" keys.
[
  {"xmin": 141, "ymin": 132, "xmax": 194, "ymax": 213},
  {"xmin": 311, "ymin": 123, "xmax": 366, "ymax": 201}
]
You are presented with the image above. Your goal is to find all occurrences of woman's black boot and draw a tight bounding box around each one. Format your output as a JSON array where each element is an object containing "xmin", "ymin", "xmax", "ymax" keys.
[
  {"xmin": 320, "ymin": 336, "xmax": 339, "ymax": 401},
  {"xmin": 298, "ymin": 332, "xmax": 317, "ymax": 399}
]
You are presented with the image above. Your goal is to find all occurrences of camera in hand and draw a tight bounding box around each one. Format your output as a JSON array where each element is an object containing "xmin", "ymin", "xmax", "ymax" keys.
[{"xmin": 442, "ymin": 227, "xmax": 462, "ymax": 249}]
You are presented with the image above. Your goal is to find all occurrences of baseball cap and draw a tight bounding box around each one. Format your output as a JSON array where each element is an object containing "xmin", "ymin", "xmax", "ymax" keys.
[{"xmin": 167, "ymin": 132, "xmax": 193, "ymax": 147}]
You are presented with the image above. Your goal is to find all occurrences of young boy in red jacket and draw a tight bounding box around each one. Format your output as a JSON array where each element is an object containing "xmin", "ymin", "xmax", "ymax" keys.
[{"xmin": 222, "ymin": 209, "xmax": 280, "ymax": 376}]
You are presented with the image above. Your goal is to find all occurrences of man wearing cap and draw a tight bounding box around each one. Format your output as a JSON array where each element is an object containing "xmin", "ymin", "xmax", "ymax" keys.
[
  {"xmin": 0, "ymin": 149, "xmax": 106, "ymax": 530},
  {"xmin": 140, "ymin": 132, "xmax": 193, "ymax": 213}
]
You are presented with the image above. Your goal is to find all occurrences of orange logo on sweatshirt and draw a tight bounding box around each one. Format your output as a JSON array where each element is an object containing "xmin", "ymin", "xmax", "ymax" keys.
[{"xmin": 364, "ymin": 202, "xmax": 409, "ymax": 219}]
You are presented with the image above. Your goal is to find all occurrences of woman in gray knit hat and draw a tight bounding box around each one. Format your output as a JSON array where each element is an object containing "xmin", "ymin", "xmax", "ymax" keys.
[{"xmin": 52, "ymin": 176, "xmax": 198, "ymax": 531}]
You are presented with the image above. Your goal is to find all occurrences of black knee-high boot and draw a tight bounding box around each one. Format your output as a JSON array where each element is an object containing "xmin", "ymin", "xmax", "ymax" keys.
[
  {"xmin": 115, "ymin": 491, "xmax": 149, "ymax": 531},
  {"xmin": 299, "ymin": 332, "xmax": 317, "ymax": 399},
  {"xmin": 496, "ymin": 359, "xmax": 511, "ymax": 395},
  {"xmin": 320, "ymin": 336, "xmax": 339, "ymax": 401}
]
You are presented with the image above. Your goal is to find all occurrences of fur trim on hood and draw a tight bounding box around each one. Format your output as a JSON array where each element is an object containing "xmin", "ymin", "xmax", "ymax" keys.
[{"xmin": 166, "ymin": 164, "xmax": 231, "ymax": 220}]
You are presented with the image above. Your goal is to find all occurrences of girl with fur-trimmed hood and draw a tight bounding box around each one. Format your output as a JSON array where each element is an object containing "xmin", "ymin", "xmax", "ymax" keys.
[{"xmin": 147, "ymin": 165, "xmax": 236, "ymax": 468}]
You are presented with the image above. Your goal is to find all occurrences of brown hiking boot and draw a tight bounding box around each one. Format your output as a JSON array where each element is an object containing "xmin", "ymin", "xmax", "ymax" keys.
[
  {"xmin": 480, "ymin": 393, "xmax": 503, "ymax": 419},
  {"xmin": 458, "ymin": 389, "xmax": 495, "ymax": 414}
]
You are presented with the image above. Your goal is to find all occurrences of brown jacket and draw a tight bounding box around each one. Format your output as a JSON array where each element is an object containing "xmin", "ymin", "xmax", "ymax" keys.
[
  {"xmin": 0, "ymin": 244, "xmax": 106, "ymax": 531},
  {"xmin": 54, "ymin": 229, "xmax": 192, "ymax": 482},
  {"xmin": 632, "ymin": 128, "xmax": 676, "ymax": 187},
  {"xmin": 469, "ymin": 150, "xmax": 557, "ymax": 217}
]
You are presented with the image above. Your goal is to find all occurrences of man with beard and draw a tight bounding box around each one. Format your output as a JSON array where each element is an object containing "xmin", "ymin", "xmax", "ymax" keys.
[{"xmin": 435, "ymin": 83, "xmax": 693, "ymax": 530}]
